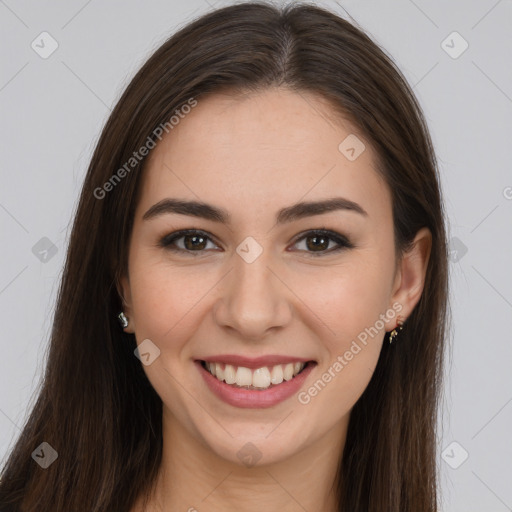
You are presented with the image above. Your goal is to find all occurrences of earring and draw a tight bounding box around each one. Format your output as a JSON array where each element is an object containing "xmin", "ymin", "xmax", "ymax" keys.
[
  {"xmin": 118, "ymin": 311, "xmax": 129, "ymax": 329},
  {"xmin": 388, "ymin": 315, "xmax": 404, "ymax": 344}
]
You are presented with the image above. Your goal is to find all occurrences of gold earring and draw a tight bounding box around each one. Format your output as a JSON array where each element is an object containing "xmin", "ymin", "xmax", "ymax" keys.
[{"xmin": 389, "ymin": 316, "xmax": 404, "ymax": 344}]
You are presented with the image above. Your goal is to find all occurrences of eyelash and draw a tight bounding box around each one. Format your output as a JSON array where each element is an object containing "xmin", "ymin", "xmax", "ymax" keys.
[{"xmin": 158, "ymin": 228, "xmax": 354, "ymax": 257}]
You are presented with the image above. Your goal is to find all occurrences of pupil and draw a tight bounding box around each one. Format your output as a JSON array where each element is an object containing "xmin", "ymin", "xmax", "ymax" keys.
[
  {"xmin": 185, "ymin": 235, "xmax": 206, "ymax": 250},
  {"xmin": 307, "ymin": 235, "xmax": 327, "ymax": 251}
]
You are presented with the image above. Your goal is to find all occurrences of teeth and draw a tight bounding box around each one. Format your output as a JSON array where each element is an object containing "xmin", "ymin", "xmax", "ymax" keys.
[
  {"xmin": 283, "ymin": 363, "xmax": 294, "ymax": 381},
  {"xmin": 204, "ymin": 361, "xmax": 307, "ymax": 390},
  {"xmin": 224, "ymin": 364, "xmax": 236, "ymax": 384},
  {"xmin": 252, "ymin": 367, "xmax": 271, "ymax": 388},
  {"xmin": 235, "ymin": 366, "xmax": 252, "ymax": 387},
  {"xmin": 270, "ymin": 364, "xmax": 283, "ymax": 384},
  {"xmin": 215, "ymin": 364, "xmax": 225, "ymax": 382}
]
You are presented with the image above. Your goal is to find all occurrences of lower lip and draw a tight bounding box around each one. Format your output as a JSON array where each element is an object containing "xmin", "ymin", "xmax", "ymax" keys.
[{"xmin": 195, "ymin": 360, "xmax": 316, "ymax": 409}]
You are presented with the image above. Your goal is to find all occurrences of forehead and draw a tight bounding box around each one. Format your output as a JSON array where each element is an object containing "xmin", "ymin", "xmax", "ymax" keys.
[{"xmin": 138, "ymin": 88, "xmax": 391, "ymax": 222}]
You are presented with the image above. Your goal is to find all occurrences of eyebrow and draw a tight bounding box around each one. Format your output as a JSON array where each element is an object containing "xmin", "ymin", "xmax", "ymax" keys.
[{"xmin": 142, "ymin": 197, "xmax": 368, "ymax": 224}]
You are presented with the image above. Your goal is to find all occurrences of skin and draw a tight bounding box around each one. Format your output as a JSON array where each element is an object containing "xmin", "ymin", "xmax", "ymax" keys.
[{"xmin": 120, "ymin": 87, "xmax": 431, "ymax": 512}]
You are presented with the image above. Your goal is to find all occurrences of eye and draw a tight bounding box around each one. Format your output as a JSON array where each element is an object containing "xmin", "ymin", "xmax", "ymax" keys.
[
  {"xmin": 159, "ymin": 229, "xmax": 219, "ymax": 255},
  {"xmin": 159, "ymin": 228, "xmax": 353, "ymax": 257},
  {"xmin": 290, "ymin": 229, "xmax": 354, "ymax": 256}
]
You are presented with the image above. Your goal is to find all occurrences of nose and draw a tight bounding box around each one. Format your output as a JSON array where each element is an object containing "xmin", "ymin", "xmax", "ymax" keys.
[{"xmin": 213, "ymin": 248, "xmax": 293, "ymax": 340}]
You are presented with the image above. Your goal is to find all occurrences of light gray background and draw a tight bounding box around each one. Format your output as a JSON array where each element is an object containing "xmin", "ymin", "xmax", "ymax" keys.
[{"xmin": 1, "ymin": 1, "xmax": 511, "ymax": 510}]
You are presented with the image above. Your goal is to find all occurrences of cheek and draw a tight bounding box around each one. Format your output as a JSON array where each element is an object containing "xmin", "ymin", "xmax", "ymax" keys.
[
  {"xmin": 129, "ymin": 261, "xmax": 208, "ymax": 344},
  {"xmin": 295, "ymin": 267, "xmax": 388, "ymax": 422},
  {"xmin": 127, "ymin": 261, "xmax": 211, "ymax": 412},
  {"xmin": 301, "ymin": 259, "xmax": 392, "ymax": 346}
]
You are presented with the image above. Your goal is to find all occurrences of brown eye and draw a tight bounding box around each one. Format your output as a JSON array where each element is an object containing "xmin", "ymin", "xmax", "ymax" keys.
[
  {"xmin": 159, "ymin": 230, "xmax": 218, "ymax": 255},
  {"xmin": 291, "ymin": 230, "xmax": 353, "ymax": 256},
  {"xmin": 182, "ymin": 233, "xmax": 208, "ymax": 250},
  {"xmin": 159, "ymin": 228, "xmax": 353, "ymax": 257},
  {"xmin": 305, "ymin": 233, "xmax": 330, "ymax": 251}
]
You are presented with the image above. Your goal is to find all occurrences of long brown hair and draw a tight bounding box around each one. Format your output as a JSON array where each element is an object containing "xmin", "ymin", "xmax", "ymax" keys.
[{"xmin": 0, "ymin": 2, "xmax": 449, "ymax": 510}]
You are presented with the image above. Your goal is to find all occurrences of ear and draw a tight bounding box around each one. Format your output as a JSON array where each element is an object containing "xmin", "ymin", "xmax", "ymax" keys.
[
  {"xmin": 117, "ymin": 274, "xmax": 136, "ymax": 333},
  {"xmin": 387, "ymin": 227, "xmax": 432, "ymax": 329}
]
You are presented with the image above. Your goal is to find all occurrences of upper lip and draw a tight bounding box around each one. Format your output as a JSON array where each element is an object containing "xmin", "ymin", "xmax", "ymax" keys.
[{"xmin": 198, "ymin": 354, "xmax": 315, "ymax": 369}]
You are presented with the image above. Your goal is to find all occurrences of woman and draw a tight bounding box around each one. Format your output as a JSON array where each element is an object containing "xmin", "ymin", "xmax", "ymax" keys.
[{"xmin": 0, "ymin": 2, "xmax": 449, "ymax": 511}]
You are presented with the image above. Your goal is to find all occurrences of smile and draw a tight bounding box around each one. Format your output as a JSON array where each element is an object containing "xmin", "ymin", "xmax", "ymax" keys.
[{"xmin": 201, "ymin": 360, "xmax": 309, "ymax": 390}]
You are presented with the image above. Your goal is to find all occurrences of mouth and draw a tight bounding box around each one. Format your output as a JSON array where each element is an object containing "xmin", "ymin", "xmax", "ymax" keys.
[{"xmin": 198, "ymin": 359, "xmax": 316, "ymax": 391}]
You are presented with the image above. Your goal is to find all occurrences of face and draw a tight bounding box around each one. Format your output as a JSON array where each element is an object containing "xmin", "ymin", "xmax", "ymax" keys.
[{"xmin": 120, "ymin": 87, "xmax": 415, "ymax": 467}]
